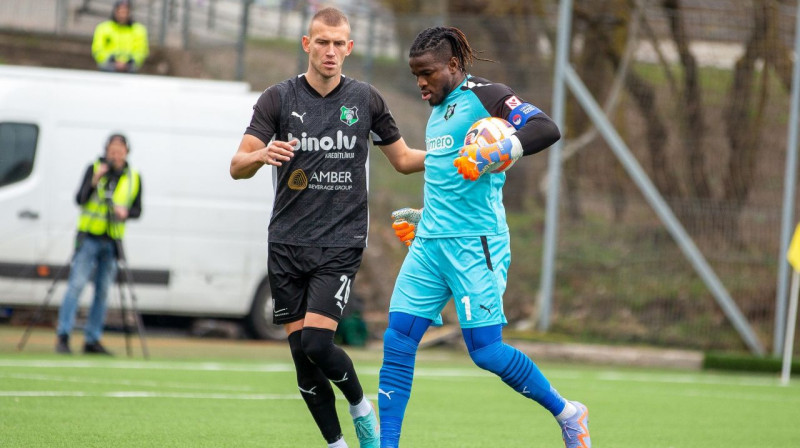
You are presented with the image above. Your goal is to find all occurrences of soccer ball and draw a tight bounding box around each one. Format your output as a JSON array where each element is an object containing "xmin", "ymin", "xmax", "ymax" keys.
[{"xmin": 463, "ymin": 117, "xmax": 517, "ymax": 173}]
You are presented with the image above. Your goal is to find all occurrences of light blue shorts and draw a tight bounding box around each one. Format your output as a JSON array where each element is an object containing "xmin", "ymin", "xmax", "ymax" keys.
[{"xmin": 389, "ymin": 234, "xmax": 510, "ymax": 328}]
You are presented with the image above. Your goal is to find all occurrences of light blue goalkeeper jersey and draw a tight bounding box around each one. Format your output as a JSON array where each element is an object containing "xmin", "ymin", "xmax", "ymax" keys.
[{"xmin": 416, "ymin": 76, "xmax": 519, "ymax": 238}]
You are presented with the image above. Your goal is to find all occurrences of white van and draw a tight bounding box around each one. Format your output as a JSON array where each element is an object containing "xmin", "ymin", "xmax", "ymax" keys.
[{"xmin": 0, "ymin": 65, "xmax": 284, "ymax": 339}]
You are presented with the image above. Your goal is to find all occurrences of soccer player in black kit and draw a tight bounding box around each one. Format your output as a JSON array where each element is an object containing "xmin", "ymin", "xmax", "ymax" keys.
[{"xmin": 230, "ymin": 7, "xmax": 425, "ymax": 448}]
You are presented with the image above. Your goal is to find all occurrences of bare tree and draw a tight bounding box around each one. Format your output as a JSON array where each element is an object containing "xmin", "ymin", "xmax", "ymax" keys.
[
  {"xmin": 663, "ymin": 0, "xmax": 782, "ymax": 240},
  {"xmin": 379, "ymin": 0, "xmax": 785, "ymax": 244}
]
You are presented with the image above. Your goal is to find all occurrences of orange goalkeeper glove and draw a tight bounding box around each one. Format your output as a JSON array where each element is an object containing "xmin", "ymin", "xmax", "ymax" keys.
[
  {"xmin": 391, "ymin": 207, "xmax": 422, "ymax": 246},
  {"xmin": 453, "ymin": 135, "xmax": 523, "ymax": 181}
]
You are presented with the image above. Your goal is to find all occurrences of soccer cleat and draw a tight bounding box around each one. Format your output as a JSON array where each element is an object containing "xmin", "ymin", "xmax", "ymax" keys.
[
  {"xmin": 352, "ymin": 401, "xmax": 379, "ymax": 448},
  {"xmin": 560, "ymin": 401, "xmax": 591, "ymax": 448}
]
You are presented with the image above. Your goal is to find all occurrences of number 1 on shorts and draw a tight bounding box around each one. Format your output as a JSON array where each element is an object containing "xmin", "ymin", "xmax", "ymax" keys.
[{"xmin": 461, "ymin": 296, "xmax": 472, "ymax": 321}]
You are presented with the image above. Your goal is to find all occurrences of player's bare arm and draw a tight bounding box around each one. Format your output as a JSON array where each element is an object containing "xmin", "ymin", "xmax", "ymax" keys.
[
  {"xmin": 379, "ymin": 137, "xmax": 426, "ymax": 174},
  {"xmin": 230, "ymin": 134, "xmax": 296, "ymax": 179}
]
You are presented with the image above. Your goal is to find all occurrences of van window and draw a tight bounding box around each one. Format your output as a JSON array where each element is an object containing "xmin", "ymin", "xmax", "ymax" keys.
[{"xmin": 0, "ymin": 123, "xmax": 39, "ymax": 188}]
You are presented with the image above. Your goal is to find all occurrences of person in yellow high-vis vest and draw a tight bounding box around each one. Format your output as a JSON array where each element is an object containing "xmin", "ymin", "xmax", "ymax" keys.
[
  {"xmin": 91, "ymin": 0, "xmax": 149, "ymax": 73},
  {"xmin": 56, "ymin": 134, "xmax": 142, "ymax": 355}
]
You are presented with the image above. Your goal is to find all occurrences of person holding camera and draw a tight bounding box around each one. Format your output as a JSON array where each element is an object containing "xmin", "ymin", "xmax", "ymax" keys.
[{"xmin": 55, "ymin": 133, "xmax": 142, "ymax": 355}]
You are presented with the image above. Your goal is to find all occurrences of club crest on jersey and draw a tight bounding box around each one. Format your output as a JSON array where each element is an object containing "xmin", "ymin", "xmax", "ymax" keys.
[
  {"xmin": 445, "ymin": 103, "xmax": 457, "ymax": 120},
  {"xmin": 340, "ymin": 106, "xmax": 359, "ymax": 126}
]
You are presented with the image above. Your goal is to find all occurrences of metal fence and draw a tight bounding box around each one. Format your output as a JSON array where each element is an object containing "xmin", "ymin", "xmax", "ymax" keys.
[
  {"xmin": 531, "ymin": 0, "xmax": 795, "ymax": 354},
  {"xmin": 1, "ymin": 0, "xmax": 799, "ymax": 354},
  {"xmin": 366, "ymin": 0, "xmax": 800, "ymax": 355},
  {"xmin": 0, "ymin": 0, "xmax": 397, "ymax": 79}
]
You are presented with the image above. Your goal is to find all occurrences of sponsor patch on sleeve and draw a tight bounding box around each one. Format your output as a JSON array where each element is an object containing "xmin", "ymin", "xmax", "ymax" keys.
[{"xmin": 504, "ymin": 96, "xmax": 522, "ymax": 110}]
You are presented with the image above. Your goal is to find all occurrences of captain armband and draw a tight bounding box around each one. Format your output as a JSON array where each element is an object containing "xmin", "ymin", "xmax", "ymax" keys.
[{"xmin": 507, "ymin": 103, "xmax": 542, "ymax": 130}]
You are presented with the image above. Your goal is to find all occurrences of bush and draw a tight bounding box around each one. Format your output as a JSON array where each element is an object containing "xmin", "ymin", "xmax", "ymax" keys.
[{"xmin": 703, "ymin": 351, "xmax": 800, "ymax": 374}]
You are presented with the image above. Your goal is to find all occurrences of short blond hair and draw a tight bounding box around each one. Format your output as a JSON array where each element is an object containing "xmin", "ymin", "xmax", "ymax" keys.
[{"xmin": 308, "ymin": 7, "xmax": 350, "ymax": 34}]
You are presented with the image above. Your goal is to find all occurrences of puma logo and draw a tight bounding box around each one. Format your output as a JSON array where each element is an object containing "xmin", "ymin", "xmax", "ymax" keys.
[
  {"xmin": 291, "ymin": 111, "xmax": 306, "ymax": 123},
  {"xmin": 331, "ymin": 373, "xmax": 349, "ymax": 383},
  {"xmin": 480, "ymin": 304, "xmax": 492, "ymax": 315},
  {"xmin": 378, "ymin": 389, "xmax": 394, "ymax": 400},
  {"xmin": 299, "ymin": 386, "xmax": 317, "ymax": 396}
]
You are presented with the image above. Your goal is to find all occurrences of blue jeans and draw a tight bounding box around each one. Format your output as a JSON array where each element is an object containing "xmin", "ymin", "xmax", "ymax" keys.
[{"xmin": 56, "ymin": 236, "xmax": 118, "ymax": 343}]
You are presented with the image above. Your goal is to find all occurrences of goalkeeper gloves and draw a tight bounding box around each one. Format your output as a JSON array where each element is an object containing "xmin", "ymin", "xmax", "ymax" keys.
[
  {"xmin": 391, "ymin": 207, "xmax": 422, "ymax": 246},
  {"xmin": 453, "ymin": 135, "xmax": 523, "ymax": 181}
]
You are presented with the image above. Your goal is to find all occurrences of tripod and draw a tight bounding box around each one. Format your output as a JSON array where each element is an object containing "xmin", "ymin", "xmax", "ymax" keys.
[
  {"xmin": 16, "ymin": 250, "xmax": 73, "ymax": 352},
  {"xmin": 17, "ymin": 236, "xmax": 150, "ymax": 359},
  {"xmin": 112, "ymin": 236, "xmax": 150, "ymax": 359}
]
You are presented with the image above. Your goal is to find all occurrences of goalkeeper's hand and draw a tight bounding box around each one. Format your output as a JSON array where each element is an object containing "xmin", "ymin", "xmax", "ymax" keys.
[
  {"xmin": 453, "ymin": 135, "xmax": 523, "ymax": 181},
  {"xmin": 391, "ymin": 207, "xmax": 422, "ymax": 247}
]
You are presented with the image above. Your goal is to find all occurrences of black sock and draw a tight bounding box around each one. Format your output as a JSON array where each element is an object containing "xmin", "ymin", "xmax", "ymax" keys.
[
  {"xmin": 301, "ymin": 327, "xmax": 364, "ymax": 405},
  {"xmin": 288, "ymin": 330, "xmax": 342, "ymax": 443}
]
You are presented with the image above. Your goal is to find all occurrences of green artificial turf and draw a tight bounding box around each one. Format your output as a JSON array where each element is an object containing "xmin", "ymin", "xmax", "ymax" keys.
[{"xmin": 1, "ymin": 328, "xmax": 799, "ymax": 447}]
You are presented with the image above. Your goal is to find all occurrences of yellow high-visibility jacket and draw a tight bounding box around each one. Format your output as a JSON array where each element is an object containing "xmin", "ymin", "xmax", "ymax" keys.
[
  {"xmin": 91, "ymin": 20, "xmax": 149, "ymax": 69},
  {"xmin": 77, "ymin": 161, "xmax": 140, "ymax": 240}
]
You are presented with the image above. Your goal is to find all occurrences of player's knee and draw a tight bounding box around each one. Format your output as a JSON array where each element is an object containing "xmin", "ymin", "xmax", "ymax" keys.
[
  {"xmin": 288, "ymin": 330, "xmax": 305, "ymax": 359},
  {"xmin": 387, "ymin": 311, "xmax": 431, "ymax": 342},
  {"xmin": 468, "ymin": 340, "xmax": 509, "ymax": 374},
  {"xmin": 383, "ymin": 327, "xmax": 419, "ymax": 357},
  {"xmin": 381, "ymin": 328, "xmax": 418, "ymax": 388},
  {"xmin": 300, "ymin": 327, "xmax": 335, "ymax": 364},
  {"xmin": 289, "ymin": 331, "xmax": 332, "ymax": 399}
]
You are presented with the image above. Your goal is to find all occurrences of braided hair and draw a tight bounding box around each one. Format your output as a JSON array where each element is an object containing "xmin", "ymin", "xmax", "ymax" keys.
[{"xmin": 408, "ymin": 26, "xmax": 492, "ymax": 71}]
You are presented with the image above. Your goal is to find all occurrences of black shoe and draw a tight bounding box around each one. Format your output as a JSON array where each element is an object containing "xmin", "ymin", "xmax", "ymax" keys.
[
  {"xmin": 83, "ymin": 341, "xmax": 113, "ymax": 356},
  {"xmin": 55, "ymin": 334, "xmax": 71, "ymax": 354}
]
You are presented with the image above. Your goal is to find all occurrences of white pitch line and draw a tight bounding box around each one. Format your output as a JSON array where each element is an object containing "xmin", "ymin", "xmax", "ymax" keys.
[
  {"xmin": 594, "ymin": 371, "xmax": 783, "ymax": 388},
  {"xmin": 0, "ymin": 359, "xmax": 296, "ymax": 373},
  {"xmin": 0, "ymin": 360, "xmax": 494, "ymax": 379},
  {"xmin": 0, "ymin": 391, "xmax": 302, "ymax": 400},
  {"xmin": 0, "ymin": 372, "xmax": 256, "ymax": 392},
  {"xmin": 676, "ymin": 389, "xmax": 800, "ymax": 403},
  {"xmin": 0, "ymin": 359, "xmax": 791, "ymax": 388}
]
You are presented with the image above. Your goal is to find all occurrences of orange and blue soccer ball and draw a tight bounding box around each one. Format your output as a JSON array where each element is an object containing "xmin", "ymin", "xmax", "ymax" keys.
[{"xmin": 464, "ymin": 117, "xmax": 517, "ymax": 173}]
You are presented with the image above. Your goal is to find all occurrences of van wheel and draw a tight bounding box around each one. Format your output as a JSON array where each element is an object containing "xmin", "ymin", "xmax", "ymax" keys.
[{"xmin": 247, "ymin": 283, "xmax": 286, "ymax": 340}]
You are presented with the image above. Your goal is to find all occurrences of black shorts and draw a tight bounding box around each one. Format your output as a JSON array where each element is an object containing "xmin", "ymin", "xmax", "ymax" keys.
[{"xmin": 268, "ymin": 242, "xmax": 364, "ymax": 325}]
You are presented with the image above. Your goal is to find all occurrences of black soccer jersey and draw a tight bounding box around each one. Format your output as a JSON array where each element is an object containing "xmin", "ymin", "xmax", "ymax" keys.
[{"xmin": 246, "ymin": 75, "xmax": 401, "ymax": 248}]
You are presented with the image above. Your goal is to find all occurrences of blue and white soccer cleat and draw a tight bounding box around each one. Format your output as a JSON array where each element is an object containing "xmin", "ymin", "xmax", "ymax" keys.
[
  {"xmin": 352, "ymin": 401, "xmax": 380, "ymax": 448},
  {"xmin": 560, "ymin": 401, "xmax": 591, "ymax": 448}
]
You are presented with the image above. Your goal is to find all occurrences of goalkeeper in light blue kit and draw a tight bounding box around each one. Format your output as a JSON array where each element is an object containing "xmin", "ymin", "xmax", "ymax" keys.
[{"xmin": 378, "ymin": 27, "xmax": 592, "ymax": 448}]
